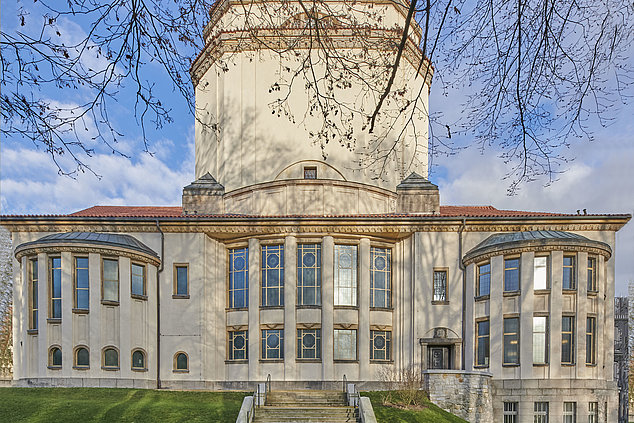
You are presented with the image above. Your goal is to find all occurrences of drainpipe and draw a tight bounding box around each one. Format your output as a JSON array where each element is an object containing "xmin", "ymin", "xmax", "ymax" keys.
[
  {"xmin": 155, "ymin": 220, "xmax": 164, "ymax": 389},
  {"xmin": 458, "ymin": 217, "xmax": 466, "ymax": 370}
]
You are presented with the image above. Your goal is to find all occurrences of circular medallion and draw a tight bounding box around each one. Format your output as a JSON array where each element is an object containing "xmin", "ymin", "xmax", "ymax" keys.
[
  {"xmin": 374, "ymin": 336, "xmax": 385, "ymax": 349},
  {"xmin": 267, "ymin": 333, "xmax": 279, "ymax": 348},
  {"xmin": 234, "ymin": 335, "xmax": 245, "ymax": 349},
  {"xmin": 303, "ymin": 333, "xmax": 316, "ymax": 348},
  {"xmin": 339, "ymin": 253, "xmax": 352, "ymax": 268},
  {"xmin": 234, "ymin": 257, "xmax": 245, "ymax": 270},
  {"xmin": 303, "ymin": 253, "xmax": 316, "ymax": 267},
  {"xmin": 267, "ymin": 253, "xmax": 279, "ymax": 268},
  {"xmin": 374, "ymin": 256, "xmax": 386, "ymax": 270}
]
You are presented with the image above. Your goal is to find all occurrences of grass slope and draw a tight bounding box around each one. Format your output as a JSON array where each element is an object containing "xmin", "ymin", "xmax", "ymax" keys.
[
  {"xmin": 364, "ymin": 391, "xmax": 468, "ymax": 423},
  {"xmin": 0, "ymin": 388, "xmax": 246, "ymax": 423}
]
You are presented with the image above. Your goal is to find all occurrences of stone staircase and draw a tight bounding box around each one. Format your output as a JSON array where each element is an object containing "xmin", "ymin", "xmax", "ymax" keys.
[{"xmin": 252, "ymin": 390, "xmax": 360, "ymax": 422}]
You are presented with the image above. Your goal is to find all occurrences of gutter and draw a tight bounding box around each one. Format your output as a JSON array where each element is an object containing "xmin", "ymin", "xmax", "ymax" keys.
[
  {"xmin": 458, "ymin": 217, "xmax": 466, "ymax": 370},
  {"xmin": 155, "ymin": 220, "xmax": 165, "ymax": 389}
]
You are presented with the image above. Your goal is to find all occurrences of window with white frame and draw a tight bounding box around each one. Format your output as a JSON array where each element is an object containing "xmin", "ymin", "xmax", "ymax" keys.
[
  {"xmin": 50, "ymin": 257, "xmax": 62, "ymax": 318},
  {"xmin": 370, "ymin": 247, "xmax": 391, "ymax": 308},
  {"xmin": 297, "ymin": 329, "xmax": 321, "ymax": 359},
  {"xmin": 334, "ymin": 245, "xmax": 357, "ymax": 306},
  {"xmin": 334, "ymin": 329, "xmax": 357, "ymax": 361},
  {"xmin": 503, "ymin": 402, "xmax": 518, "ymax": 423},
  {"xmin": 28, "ymin": 258, "xmax": 38, "ymax": 330},
  {"xmin": 74, "ymin": 257, "xmax": 89, "ymax": 309},
  {"xmin": 433, "ymin": 269, "xmax": 448, "ymax": 302},
  {"xmin": 533, "ymin": 316, "xmax": 548, "ymax": 364},
  {"xmin": 588, "ymin": 402, "xmax": 598, "ymax": 423},
  {"xmin": 534, "ymin": 256, "xmax": 548, "ymax": 290},
  {"xmin": 102, "ymin": 258, "xmax": 119, "ymax": 303},
  {"xmin": 261, "ymin": 245, "xmax": 284, "ymax": 307},
  {"xmin": 297, "ymin": 244, "xmax": 321, "ymax": 306}
]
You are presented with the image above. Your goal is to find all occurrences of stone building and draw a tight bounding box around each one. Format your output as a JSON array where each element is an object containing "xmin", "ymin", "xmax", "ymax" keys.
[
  {"xmin": 1, "ymin": 0, "xmax": 631, "ymax": 422},
  {"xmin": 614, "ymin": 297, "xmax": 629, "ymax": 423}
]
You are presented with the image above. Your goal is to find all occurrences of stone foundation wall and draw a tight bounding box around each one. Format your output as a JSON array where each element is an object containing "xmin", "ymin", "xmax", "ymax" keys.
[{"xmin": 422, "ymin": 370, "xmax": 493, "ymax": 422}]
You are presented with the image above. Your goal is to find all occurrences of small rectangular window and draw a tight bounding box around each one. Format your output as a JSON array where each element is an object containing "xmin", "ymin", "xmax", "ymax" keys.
[
  {"xmin": 588, "ymin": 402, "xmax": 598, "ymax": 423},
  {"xmin": 131, "ymin": 263, "xmax": 146, "ymax": 297},
  {"xmin": 297, "ymin": 244, "xmax": 321, "ymax": 306},
  {"xmin": 563, "ymin": 402, "xmax": 576, "ymax": 423},
  {"xmin": 174, "ymin": 264, "xmax": 189, "ymax": 296},
  {"xmin": 29, "ymin": 258, "xmax": 38, "ymax": 329},
  {"xmin": 477, "ymin": 263, "xmax": 491, "ymax": 297},
  {"xmin": 261, "ymin": 245, "xmax": 284, "ymax": 307},
  {"xmin": 74, "ymin": 257, "xmax": 89, "ymax": 310},
  {"xmin": 503, "ymin": 402, "xmax": 518, "ymax": 423},
  {"xmin": 370, "ymin": 330, "xmax": 391, "ymax": 361},
  {"xmin": 433, "ymin": 269, "xmax": 448, "ymax": 302},
  {"xmin": 334, "ymin": 245, "xmax": 357, "ymax": 306},
  {"xmin": 261, "ymin": 329, "xmax": 283, "ymax": 360},
  {"xmin": 370, "ymin": 247, "xmax": 391, "ymax": 308},
  {"xmin": 504, "ymin": 258, "xmax": 520, "ymax": 292},
  {"xmin": 563, "ymin": 255, "xmax": 576, "ymax": 290},
  {"xmin": 586, "ymin": 316, "xmax": 596, "ymax": 365},
  {"xmin": 228, "ymin": 330, "xmax": 248, "ymax": 360},
  {"xmin": 334, "ymin": 329, "xmax": 357, "ymax": 361},
  {"xmin": 297, "ymin": 329, "xmax": 321, "ymax": 359},
  {"xmin": 534, "ymin": 256, "xmax": 548, "ymax": 290},
  {"xmin": 50, "ymin": 257, "xmax": 62, "ymax": 319},
  {"xmin": 503, "ymin": 317, "xmax": 520, "ymax": 365},
  {"xmin": 534, "ymin": 402, "xmax": 549, "ymax": 423},
  {"xmin": 475, "ymin": 320, "xmax": 490, "ymax": 367},
  {"xmin": 587, "ymin": 257, "xmax": 597, "ymax": 292},
  {"xmin": 229, "ymin": 248, "xmax": 249, "ymax": 309},
  {"xmin": 562, "ymin": 315, "xmax": 575, "ymax": 364},
  {"xmin": 533, "ymin": 316, "xmax": 548, "ymax": 364},
  {"xmin": 102, "ymin": 258, "xmax": 119, "ymax": 303},
  {"xmin": 303, "ymin": 166, "xmax": 317, "ymax": 179}
]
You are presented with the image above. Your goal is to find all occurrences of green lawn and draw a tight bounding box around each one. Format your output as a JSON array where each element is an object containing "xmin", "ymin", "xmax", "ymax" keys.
[
  {"xmin": 364, "ymin": 391, "xmax": 468, "ymax": 423},
  {"xmin": 0, "ymin": 388, "xmax": 246, "ymax": 423}
]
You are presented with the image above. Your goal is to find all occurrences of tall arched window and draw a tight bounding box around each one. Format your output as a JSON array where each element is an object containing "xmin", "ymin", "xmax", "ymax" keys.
[
  {"xmin": 131, "ymin": 349, "xmax": 146, "ymax": 370},
  {"xmin": 75, "ymin": 346, "xmax": 90, "ymax": 368},
  {"xmin": 49, "ymin": 346, "xmax": 62, "ymax": 368},
  {"xmin": 102, "ymin": 347, "xmax": 119, "ymax": 370},
  {"xmin": 174, "ymin": 352, "xmax": 188, "ymax": 372}
]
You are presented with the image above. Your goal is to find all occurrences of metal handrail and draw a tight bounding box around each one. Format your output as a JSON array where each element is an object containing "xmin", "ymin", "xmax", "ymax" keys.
[
  {"xmin": 343, "ymin": 374, "xmax": 347, "ymax": 393},
  {"xmin": 265, "ymin": 374, "xmax": 271, "ymax": 406},
  {"xmin": 246, "ymin": 385, "xmax": 258, "ymax": 423}
]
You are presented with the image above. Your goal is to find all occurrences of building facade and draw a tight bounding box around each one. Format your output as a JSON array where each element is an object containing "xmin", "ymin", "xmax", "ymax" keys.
[{"xmin": 1, "ymin": 1, "xmax": 631, "ymax": 422}]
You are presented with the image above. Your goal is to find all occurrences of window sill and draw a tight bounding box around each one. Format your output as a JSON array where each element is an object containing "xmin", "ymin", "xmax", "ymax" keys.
[
  {"xmin": 474, "ymin": 295, "xmax": 490, "ymax": 302},
  {"xmin": 102, "ymin": 366, "xmax": 120, "ymax": 371},
  {"xmin": 226, "ymin": 307, "xmax": 248, "ymax": 312},
  {"xmin": 27, "ymin": 329, "xmax": 38, "ymax": 335},
  {"xmin": 502, "ymin": 363, "xmax": 520, "ymax": 367},
  {"xmin": 72, "ymin": 308, "xmax": 89, "ymax": 314},
  {"xmin": 431, "ymin": 301, "xmax": 449, "ymax": 305},
  {"xmin": 296, "ymin": 305, "xmax": 321, "ymax": 309},
  {"xmin": 47, "ymin": 318, "xmax": 61, "ymax": 324},
  {"xmin": 586, "ymin": 363, "xmax": 597, "ymax": 367},
  {"xmin": 47, "ymin": 365, "xmax": 62, "ymax": 370},
  {"xmin": 587, "ymin": 290, "xmax": 599, "ymax": 296},
  {"xmin": 333, "ymin": 305, "xmax": 359, "ymax": 310},
  {"xmin": 296, "ymin": 359, "xmax": 322, "ymax": 363},
  {"xmin": 333, "ymin": 359, "xmax": 358, "ymax": 363},
  {"xmin": 534, "ymin": 289, "xmax": 551, "ymax": 294},
  {"xmin": 259, "ymin": 359, "xmax": 284, "ymax": 363},
  {"xmin": 533, "ymin": 363, "xmax": 549, "ymax": 367},
  {"xmin": 131, "ymin": 294, "xmax": 148, "ymax": 301},
  {"xmin": 561, "ymin": 363, "xmax": 576, "ymax": 366},
  {"xmin": 562, "ymin": 289, "xmax": 577, "ymax": 294},
  {"xmin": 370, "ymin": 360, "xmax": 394, "ymax": 364},
  {"xmin": 131, "ymin": 367, "xmax": 148, "ymax": 372},
  {"xmin": 370, "ymin": 307, "xmax": 393, "ymax": 311},
  {"xmin": 172, "ymin": 294, "xmax": 190, "ymax": 299},
  {"xmin": 260, "ymin": 306, "xmax": 284, "ymax": 310},
  {"xmin": 503, "ymin": 291, "xmax": 520, "ymax": 297},
  {"xmin": 101, "ymin": 300, "xmax": 119, "ymax": 306},
  {"xmin": 225, "ymin": 360, "xmax": 249, "ymax": 364},
  {"xmin": 173, "ymin": 369, "xmax": 189, "ymax": 373},
  {"xmin": 473, "ymin": 365, "xmax": 490, "ymax": 369},
  {"xmin": 73, "ymin": 366, "xmax": 90, "ymax": 370}
]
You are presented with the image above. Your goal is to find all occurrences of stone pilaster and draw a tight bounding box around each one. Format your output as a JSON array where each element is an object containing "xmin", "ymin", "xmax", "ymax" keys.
[
  {"xmin": 489, "ymin": 255, "xmax": 504, "ymax": 377},
  {"xmin": 60, "ymin": 252, "xmax": 72, "ymax": 377},
  {"xmin": 321, "ymin": 236, "xmax": 334, "ymax": 380},
  {"xmin": 519, "ymin": 251, "xmax": 534, "ymax": 379},
  {"xmin": 284, "ymin": 236, "xmax": 297, "ymax": 380},
  {"xmin": 248, "ymin": 238, "xmax": 260, "ymax": 381},
  {"xmin": 358, "ymin": 238, "xmax": 370, "ymax": 376},
  {"xmin": 550, "ymin": 251, "xmax": 563, "ymax": 379}
]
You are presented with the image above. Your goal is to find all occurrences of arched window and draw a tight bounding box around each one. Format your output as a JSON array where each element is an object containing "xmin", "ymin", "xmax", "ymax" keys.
[
  {"xmin": 174, "ymin": 352, "xmax": 188, "ymax": 372},
  {"xmin": 131, "ymin": 349, "xmax": 146, "ymax": 370},
  {"xmin": 75, "ymin": 346, "xmax": 90, "ymax": 368},
  {"xmin": 102, "ymin": 347, "xmax": 119, "ymax": 369},
  {"xmin": 49, "ymin": 346, "xmax": 62, "ymax": 368}
]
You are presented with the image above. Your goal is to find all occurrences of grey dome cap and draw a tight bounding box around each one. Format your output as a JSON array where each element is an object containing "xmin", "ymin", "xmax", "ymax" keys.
[
  {"xmin": 15, "ymin": 232, "xmax": 158, "ymax": 259},
  {"xmin": 463, "ymin": 230, "xmax": 612, "ymax": 264}
]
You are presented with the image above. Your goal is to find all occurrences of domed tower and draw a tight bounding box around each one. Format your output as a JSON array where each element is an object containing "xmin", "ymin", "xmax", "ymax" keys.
[{"xmin": 190, "ymin": 0, "xmax": 432, "ymax": 194}]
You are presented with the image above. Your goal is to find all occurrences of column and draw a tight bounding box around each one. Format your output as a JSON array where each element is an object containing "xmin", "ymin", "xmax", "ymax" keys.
[
  {"xmin": 15, "ymin": 257, "xmax": 25, "ymax": 379},
  {"xmin": 358, "ymin": 238, "xmax": 370, "ymax": 377},
  {"xmin": 596, "ymin": 255, "xmax": 605, "ymax": 377},
  {"xmin": 489, "ymin": 255, "xmax": 504, "ymax": 377},
  {"xmin": 550, "ymin": 251, "xmax": 563, "ymax": 378},
  {"xmin": 37, "ymin": 253, "xmax": 47, "ymax": 376},
  {"xmin": 248, "ymin": 238, "xmax": 260, "ymax": 381},
  {"xmin": 576, "ymin": 252, "xmax": 588, "ymax": 378},
  {"xmin": 119, "ymin": 256, "xmax": 131, "ymax": 378},
  {"xmin": 88, "ymin": 253, "xmax": 101, "ymax": 379},
  {"xmin": 463, "ymin": 263, "xmax": 475, "ymax": 370},
  {"xmin": 284, "ymin": 236, "xmax": 297, "ymax": 380},
  {"xmin": 321, "ymin": 236, "xmax": 334, "ymax": 380},
  {"xmin": 519, "ymin": 251, "xmax": 534, "ymax": 379},
  {"xmin": 61, "ymin": 251, "xmax": 73, "ymax": 377}
]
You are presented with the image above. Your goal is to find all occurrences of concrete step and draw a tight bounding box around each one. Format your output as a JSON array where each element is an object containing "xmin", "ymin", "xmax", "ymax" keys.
[
  {"xmin": 252, "ymin": 390, "xmax": 359, "ymax": 423},
  {"xmin": 266, "ymin": 390, "xmax": 347, "ymax": 406}
]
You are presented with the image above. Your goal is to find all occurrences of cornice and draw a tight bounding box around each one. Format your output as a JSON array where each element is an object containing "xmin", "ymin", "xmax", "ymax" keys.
[
  {"xmin": 14, "ymin": 244, "xmax": 161, "ymax": 266},
  {"xmin": 190, "ymin": 28, "xmax": 431, "ymax": 87},
  {"xmin": 463, "ymin": 244, "xmax": 612, "ymax": 266}
]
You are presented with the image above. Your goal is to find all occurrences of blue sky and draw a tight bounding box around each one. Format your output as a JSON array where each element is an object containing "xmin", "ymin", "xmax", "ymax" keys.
[{"xmin": 1, "ymin": 1, "xmax": 633, "ymax": 295}]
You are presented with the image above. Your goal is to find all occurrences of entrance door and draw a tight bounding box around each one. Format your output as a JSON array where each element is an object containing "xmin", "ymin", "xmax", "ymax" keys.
[{"xmin": 428, "ymin": 346, "xmax": 451, "ymax": 369}]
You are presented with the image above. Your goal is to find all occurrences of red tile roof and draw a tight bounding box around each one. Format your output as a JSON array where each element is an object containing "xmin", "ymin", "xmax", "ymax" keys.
[{"xmin": 69, "ymin": 206, "xmax": 183, "ymax": 217}]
